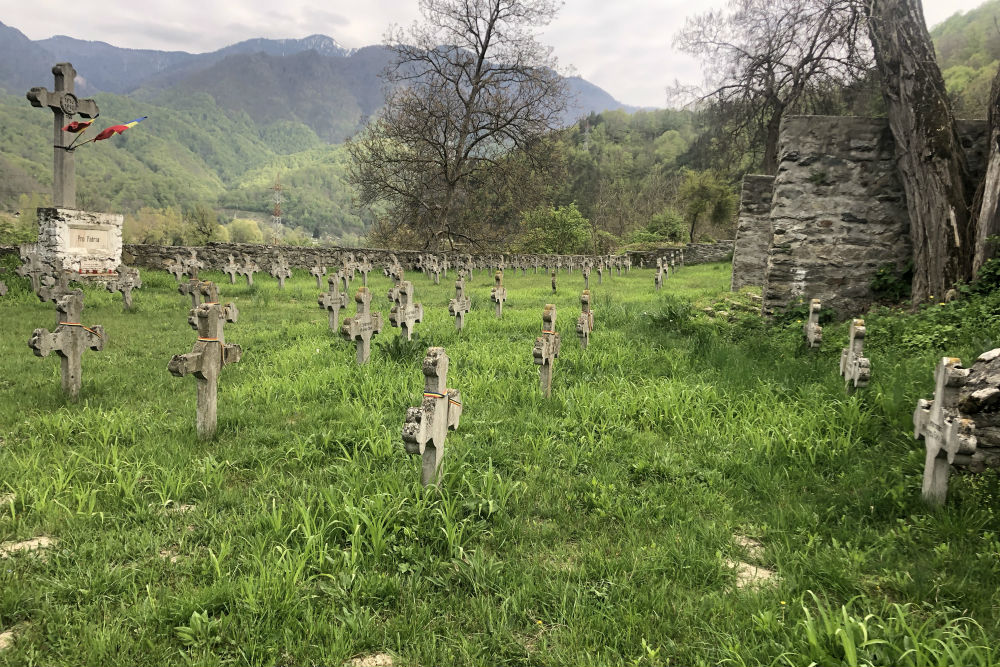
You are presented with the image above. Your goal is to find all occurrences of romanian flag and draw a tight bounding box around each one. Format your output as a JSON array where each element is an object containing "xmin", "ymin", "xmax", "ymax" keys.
[
  {"xmin": 61, "ymin": 118, "xmax": 96, "ymax": 133},
  {"xmin": 92, "ymin": 116, "xmax": 147, "ymax": 142}
]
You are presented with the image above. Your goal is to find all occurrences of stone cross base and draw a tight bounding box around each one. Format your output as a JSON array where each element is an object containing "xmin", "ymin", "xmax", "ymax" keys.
[{"xmin": 36, "ymin": 207, "xmax": 123, "ymax": 276}]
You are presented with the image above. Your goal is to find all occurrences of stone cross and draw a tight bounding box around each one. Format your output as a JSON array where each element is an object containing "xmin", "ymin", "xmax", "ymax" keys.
[
  {"xmin": 310, "ymin": 264, "xmax": 326, "ymax": 288},
  {"xmin": 597, "ymin": 263, "xmax": 604, "ymax": 284},
  {"xmin": 576, "ymin": 290, "xmax": 594, "ymax": 349},
  {"xmin": 239, "ymin": 257, "xmax": 259, "ymax": 286},
  {"xmin": 28, "ymin": 289, "xmax": 105, "ymax": 399},
  {"xmin": 429, "ymin": 256, "xmax": 442, "ymax": 285},
  {"xmin": 804, "ymin": 298, "xmax": 823, "ymax": 347},
  {"xmin": 168, "ymin": 257, "xmax": 187, "ymax": 282},
  {"xmin": 318, "ymin": 275, "xmax": 349, "ymax": 332},
  {"xmin": 179, "ymin": 278, "xmax": 204, "ymax": 308},
  {"xmin": 184, "ymin": 250, "xmax": 204, "ymax": 279},
  {"xmin": 340, "ymin": 286, "xmax": 384, "ymax": 364},
  {"xmin": 490, "ymin": 270, "xmax": 507, "ymax": 318},
  {"xmin": 223, "ymin": 255, "xmax": 240, "ymax": 284},
  {"xmin": 551, "ymin": 269, "xmax": 557, "ymax": 294},
  {"xmin": 386, "ymin": 265, "xmax": 404, "ymax": 302},
  {"xmin": 36, "ymin": 267, "xmax": 72, "ymax": 303},
  {"xmin": 533, "ymin": 304, "xmax": 561, "ymax": 398},
  {"xmin": 448, "ymin": 275, "xmax": 471, "ymax": 331},
  {"xmin": 389, "ymin": 280, "xmax": 424, "ymax": 340},
  {"xmin": 269, "ymin": 255, "xmax": 291, "ymax": 289},
  {"xmin": 357, "ymin": 257, "xmax": 373, "ymax": 286},
  {"xmin": 839, "ymin": 318, "xmax": 871, "ymax": 389},
  {"xmin": 403, "ymin": 347, "xmax": 463, "ymax": 486},
  {"xmin": 26, "ymin": 63, "xmax": 100, "ymax": 209},
  {"xmin": 105, "ymin": 264, "xmax": 142, "ymax": 310},
  {"xmin": 16, "ymin": 249, "xmax": 49, "ymax": 293},
  {"xmin": 655, "ymin": 259, "xmax": 663, "ymax": 291},
  {"xmin": 582, "ymin": 265, "xmax": 591, "ymax": 290},
  {"xmin": 168, "ymin": 287, "xmax": 242, "ymax": 440},
  {"xmin": 0, "ymin": 280, "xmax": 6, "ymax": 297},
  {"xmin": 343, "ymin": 253, "xmax": 357, "ymax": 286},
  {"xmin": 914, "ymin": 357, "xmax": 976, "ymax": 505}
]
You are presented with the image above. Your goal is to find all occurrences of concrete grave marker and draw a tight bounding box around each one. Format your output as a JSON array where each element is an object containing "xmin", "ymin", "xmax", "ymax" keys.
[
  {"xmin": 223, "ymin": 255, "xmax": 240, "ymax": 284},
  {"xmin": 655, "ymin": 259, "xmax": 664, "ymax": 291},
  {"xmin": 490, "ymin": 270, "xmax": 507, "ymax": 317},
  {"xmin": 168, "ymin": 282, "xmax": 241, "ymax": 439},
  {"xmin": 16, "ymin": 249, "xmax": 48, "ymax": 293},
  {"xmin": 403, "ymin": 347, "xmax": 463, "ymax": 485},
  {"xmin": 387, "ymin": 265, "xmax": 404, "ymax": 302},
  {"xmin": 310, "ymin": 264, "xmax": 327, "ymax": 288},
  {"xmin": 448, "ymin": 274, "xmax": 471, "ymax": 331},
  {"xmin": 28, "ymin": 289, "xmax": 105, "ymax": 399},
  {"xmin": 318, "ymin": 275, "xmax": 349, "ymax": 332},
  {"xmin": 36, "ymin": 265, "xmax": 72, "ymax": 303},
  {"xmin": 551, "ymin": 269, "xmax": 557, "ymax": 294},
  {"xmin": 804, "ymin": 298, "xmax": 823, "ymax": 348},
  {"xmin": 533, "ymin": 304, "xmax": 561, "ymax": 398},
  {"xmin": 915, "ymin": 357, "xmax": 977, "ymax": 505},
  {"xmin": 340, "ymin": 286, "xmax": 384, "ymax": 364},
  {"xmin": 167, "ymin": 257, "xmax": 186, "ymax": 282},
  {"xmin": 582, "ymin": 265, "xmax": 591, "ymax": 290},
  {"xmin": 178, "ymin": 278, "xmax": 204, "ymax": 308},
  {"xmin": 576, "ymin": 290, "xmax": 594, "ymax": 349},
  {"xmin": 269, "ymin": 255, "xmax": 292, "ymax": 289},
  {"xmin": 0, "ymin": 281, "xmax": 6, "ymax": 297},
  {"xmin": 357, "ymin": 257, "xmax": 373, "ymax": 286},
  {"xmin": 183, "ymin": 250, "xmax": 204, "ymax": 279},
  {"xmin": 238, "ymin": 256, "xmax": 260, "ymax": 286},
  {"xmin": 839, "ymin": 318, "xmax": 871, "ymax": 389},
  {"xmin": 389, "ymin": 280, "xmax": 424, "ymax": 340},
  {"xmin": 105, "ymin": 264, "xmax": 142, "ymax": 310}
]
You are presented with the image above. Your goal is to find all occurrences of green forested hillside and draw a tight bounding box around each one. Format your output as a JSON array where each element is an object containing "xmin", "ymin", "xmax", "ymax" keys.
[{"xmin": 932, "ymin": 0, "xmax": 1000, "ymax": 117}]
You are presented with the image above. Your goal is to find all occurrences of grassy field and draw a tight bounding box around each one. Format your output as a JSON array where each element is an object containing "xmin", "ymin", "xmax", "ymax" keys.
[{"xmin": 1, "ymin": 258, "xmax": 1000, "ymax": 666}]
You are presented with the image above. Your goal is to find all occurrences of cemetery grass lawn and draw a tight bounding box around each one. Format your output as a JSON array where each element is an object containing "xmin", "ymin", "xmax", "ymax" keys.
[{"xmin": 2, "ymin": 256, "xmax": 1000, "ymax": 666}]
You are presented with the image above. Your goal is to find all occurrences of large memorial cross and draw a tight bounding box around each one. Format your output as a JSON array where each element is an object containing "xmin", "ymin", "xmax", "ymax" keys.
[{"xmin": 26, "ymin": 63, "xmax": 100, "ymax": 208}]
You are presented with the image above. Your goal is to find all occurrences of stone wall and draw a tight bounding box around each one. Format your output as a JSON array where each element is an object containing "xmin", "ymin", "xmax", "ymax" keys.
[
  {"xmin": 760, "ymin": 116, "xmax": 988, "ymax": 316},
  {"xmin": 730, "ymin": 174, "xmax": 775, "ymax": 291},
  {"xmin": 625, "ymin": 241, "xmax": 734, "ymax": 267},
  {"xmin": 37, "ymin": 207, "xmax": 124, "ymax": 274}
]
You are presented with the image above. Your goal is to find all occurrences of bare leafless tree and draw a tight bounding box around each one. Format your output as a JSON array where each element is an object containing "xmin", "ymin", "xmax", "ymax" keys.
[
  {"xmin": 348, "ymin": 0, "xmax": 568, "ymax": 250},
  {"xmin": 675, "ymin": 0, "xmax": 872, "ymax": 173}
]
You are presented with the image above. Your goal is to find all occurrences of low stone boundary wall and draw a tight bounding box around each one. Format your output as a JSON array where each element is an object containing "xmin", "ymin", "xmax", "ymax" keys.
[{"xmin": 626, "ymin": 241, "xmax": 734, "ymax": 267}]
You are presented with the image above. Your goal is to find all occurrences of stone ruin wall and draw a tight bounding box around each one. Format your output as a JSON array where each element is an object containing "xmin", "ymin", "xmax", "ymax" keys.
[
  {"xmin": 730, "ymin": 175, "xmax": 774, "ymax": 291},
  {"xmin": 731, "ymin": 115, "xmax": 989, "ymax": 316}
]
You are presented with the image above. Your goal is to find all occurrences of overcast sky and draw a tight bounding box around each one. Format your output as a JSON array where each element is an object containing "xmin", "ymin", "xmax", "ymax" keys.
[{"xmin": 3, "ymin": 0, "xmax": 988, "ymax": 108}]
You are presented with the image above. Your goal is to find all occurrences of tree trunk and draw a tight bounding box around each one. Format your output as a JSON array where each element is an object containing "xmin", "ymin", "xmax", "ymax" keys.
[
  {"xmin": 761, "ymin": 103, "xmax": 785, "ymax": 175},
  {"xmin": 866, "ymin": 0, "xmax": 975, "ymax": 304},
  {"xmin": 974, "ymin": 68, "xmax": 1000, "ymax": 274}
]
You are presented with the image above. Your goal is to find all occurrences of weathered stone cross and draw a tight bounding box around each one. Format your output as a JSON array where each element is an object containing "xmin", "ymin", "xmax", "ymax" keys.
[
  {"xmin": 28, "ymin": 289, "xmax": 106, "ymax": 399},
  {"xmin": 389, "ymin": 280, "xmax": 424, "ymax": 340},
  {"xmin": 804, "ymin": 298, "xmax": 823, "ymax": 347},
  {"xmin": 310, "ymin": 264, "xmax": 326, "ymax": 288},
  {"xmin": 403, "ymin": 347, "xmax": 463, "ymax": 486},
  {"xmin": 318, "ymin": 274, "xmax": 349, "ymax": 332},
  {"xmin": 357, "ymin": 256, "xmax": 373, "ymax": 286},
  {"xmin": 914, "ymin": 357, "xmax": 976, "ymax": 505},
  {"xmin": 239, "ymin": 257, "xmax": 259, "ymax": 286},
  {"xmin": 179, "ymin": 278, "xmax": 204, "ymax": 308},
  {"xmin": 533, "ymin": 304, "xmax": 561, "ymax": 398},
  {"xmin": 105, "ymin": 264, "xmax": 142, "ymax": 310},
  {"xmin": 448, "ymin": 274, "xmax": 471, "ymax": 331},
  {"xmin": 223, "ymin": 255, "xmax": 240, "ymax": 284},
  {"xmin": 490, "ymin": 270, "xmax": 507, "ymax": 317},
  {"xmin": 184, "ymin": 250, "xmax": 204, "ymax": 278},
  {"xmin": 269, "ymin": 255, "xmax": 291, "ymax": 289},
  {"xmin": 576, "ymin": 290, "xmax": 594, "ymax": 349},
  {"xmin": 36, "ymin": 266, "xmax": 72, "ymax": 303},
  {"xmin": 655, "ymin": 259, "xmax": 664, "ymax": 291},
  {"xmin": 839, "ymin": 318, "xmax": 871, "ymax": 389},
  {"xmin": 582, "ymin": 265, "xmax": 591, "ymax": 290},
  {"xmin": 168, "ymin": 256, "xmax": 187, "ymax": 282},
  {"xmin": 340, "ymin": 286, "xmax": 384, "ymax": 364},
  {"xmin": 26, "ymin": 63, "xmax": 100, "ymax": 209},
  {"xmin": 168, "ymin": 282, "xmax": 241, "ymax": 439},
  {"xmin": 16, "ymin": 249, "xmax": 49, "ymax": 293},
  {"xmin": 551, "ymin": 269, "xmax": 557, "ymax": 294}
]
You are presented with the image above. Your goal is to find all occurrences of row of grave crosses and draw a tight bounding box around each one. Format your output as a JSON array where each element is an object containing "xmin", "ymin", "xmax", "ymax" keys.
[
  {"xmin": 16, "ymin": 247, "xmax": 141, "ymax": 309},
  {"xmin": 803, "ymin": 297, "xmax": 873, "ymax": 392}
]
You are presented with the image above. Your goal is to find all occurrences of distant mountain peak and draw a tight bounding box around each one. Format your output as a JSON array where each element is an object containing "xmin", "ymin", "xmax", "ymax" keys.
[{"xmin": 217, "ymin": 34, "xmax": 350, "ymax": 58}]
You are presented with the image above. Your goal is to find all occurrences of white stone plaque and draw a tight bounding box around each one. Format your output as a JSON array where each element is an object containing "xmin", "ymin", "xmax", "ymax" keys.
[
  {"xmin": 69, "ymin": 227, "xmax": 111, "ymax": 251},
  {"xmin": 80, "ymin": 259, "xmax": 104, "ymax": 273}
]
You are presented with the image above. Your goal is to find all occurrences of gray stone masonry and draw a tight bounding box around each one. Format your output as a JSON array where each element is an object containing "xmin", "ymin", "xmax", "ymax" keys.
[
  {"xmin": 168, "ymin": 285, "xmax": 241, "ymax": 440},
  {"xmin": 840, "ymin": 318, "xmax": 871, "ymax": 390},
  {"xmin": 730, "ymin": 175, "xmax": 775, "ymax": 291},
  {"xmin": 533, "ymin": 304, "xmax": 561, "ymax": 398},
  {"xmin": 28, "ymin": 289, "xmax": 106, "ymax": 399},
  {"xmin": 402, "ymin": 347, "xmax": 463, "ymax": 486}
]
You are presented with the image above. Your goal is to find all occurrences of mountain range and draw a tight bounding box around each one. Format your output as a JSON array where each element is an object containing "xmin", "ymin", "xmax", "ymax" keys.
[{"xmin": 0, "ymin": 21, "xmax": 637, "ymax": 143}]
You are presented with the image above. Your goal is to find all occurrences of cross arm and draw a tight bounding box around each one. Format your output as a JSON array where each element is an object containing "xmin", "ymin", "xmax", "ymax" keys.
[{"xmin": 28, "ymin": 328, "xmax": 59, "ymax": 358}]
